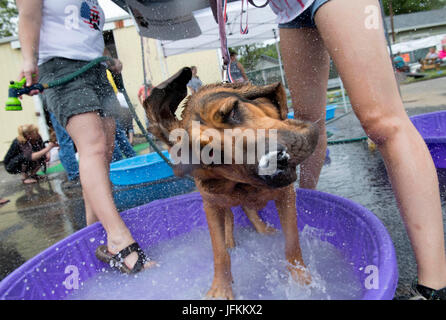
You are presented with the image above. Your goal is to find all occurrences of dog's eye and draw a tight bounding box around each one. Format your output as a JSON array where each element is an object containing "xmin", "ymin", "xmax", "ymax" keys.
[{"xmin": 222, "ymin": 101, "xmax": 241, "ymax": 124}]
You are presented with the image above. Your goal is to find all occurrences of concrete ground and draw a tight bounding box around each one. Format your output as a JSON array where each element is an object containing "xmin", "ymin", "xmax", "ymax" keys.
[
  {"xmin": 0, "ymin": 76, "xmax": 445, "ymax": 298},
  {"xmin": 401, "ymin": 77, "xmax": 446, "ymax": 109}
]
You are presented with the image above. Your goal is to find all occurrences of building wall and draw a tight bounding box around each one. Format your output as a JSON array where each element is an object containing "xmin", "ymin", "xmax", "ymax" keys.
[
  {"xmin": 394, "ymin": 25, "xmax": 446, "ymax": 43},
  {"xmin": 0, "ymin": 42, "xmax": 39, "ymax": 160}
]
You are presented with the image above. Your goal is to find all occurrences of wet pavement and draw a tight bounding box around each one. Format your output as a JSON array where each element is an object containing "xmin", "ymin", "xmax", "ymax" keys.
[{"xmin": 0, "ymin": 77, "xmax": 445, "ymax": 298}]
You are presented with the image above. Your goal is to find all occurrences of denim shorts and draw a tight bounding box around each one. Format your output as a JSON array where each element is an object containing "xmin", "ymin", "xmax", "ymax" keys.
[
  {"xmin": 278, "ymin": 0, "xmax": 331, "ymax": 29},
  {"xmin": 39, "ymin": 58, "xmax": 120, "ymax": 128}
]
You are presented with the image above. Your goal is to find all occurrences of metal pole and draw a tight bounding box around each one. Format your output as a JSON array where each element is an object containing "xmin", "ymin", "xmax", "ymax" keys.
[
  {"xmin": 389, "ymin": 0, "xmax": 395, "ymax": 43},
  {"xmin": 272, "ymin": 29, "xmax": 286, "ymax": 85},
  {"xmin": 379, "ymin": 0, "xmax": 401, "ymax": 96},
  {"xmin": 156, "ymin": 40, "xmax": 169, "ymax": 80},
  {"xmin": 140, "ymin": 35, "xmax": 149, "ymax": 96},
  {"xmin": 120, "ymin": 88, "xmax": 173, "ymax": 167},
  {"xmin": 33, "ymin": 95, "xmax": 49, "ymax": 141},
  {"xmin": 339, "ymin": 78, "xmax": 348, "ymax": 113}
]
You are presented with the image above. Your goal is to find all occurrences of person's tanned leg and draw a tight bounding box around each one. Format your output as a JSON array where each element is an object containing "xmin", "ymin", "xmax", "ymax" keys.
[
  {"xmin": 66, "ymin": 112, "xmax": 155, "ymax": 270},
  {"xmin": 280, "ymin": 27, "xmax": 329, "ymax": 189},
  {"xmin": 314, "ymin": 0, "xmax": 446, "ymax": 289}
]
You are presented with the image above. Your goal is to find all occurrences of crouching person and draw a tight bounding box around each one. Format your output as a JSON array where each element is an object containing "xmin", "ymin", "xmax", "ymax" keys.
[{"xmin": 3, "ymin": 124, "xmax": 56, "ymax": 184}]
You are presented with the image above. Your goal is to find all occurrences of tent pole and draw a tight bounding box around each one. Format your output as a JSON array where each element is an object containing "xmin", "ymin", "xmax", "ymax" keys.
[
  {"xmin": 156, "ymin": 40, "xmax": 169, "ymax": 79},
  {"xmin": 272, "ymin": 29, "xmax": 286, "ymax": 85},
  {"xmin": 140, "ymin": 35, "xmax": 149, "ymax": 94}
]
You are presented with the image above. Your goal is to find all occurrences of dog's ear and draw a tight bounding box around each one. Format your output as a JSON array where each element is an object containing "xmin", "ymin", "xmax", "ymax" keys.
[
  {"xmin": 238, "ymin": 82, "xmax": 288, "ymax": 120},
  {"xmin": 144, "ymin": 67, "xmax": 192, "ymax": 145}
]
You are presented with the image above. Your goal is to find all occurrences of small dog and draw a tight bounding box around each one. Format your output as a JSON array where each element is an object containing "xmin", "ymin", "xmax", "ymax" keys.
[{"xmin": 145, "ymin": 68, "xmax": 318, "ymax": 299}]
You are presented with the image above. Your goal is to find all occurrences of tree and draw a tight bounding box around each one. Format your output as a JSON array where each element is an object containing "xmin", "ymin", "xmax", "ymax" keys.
[
  {"xmin": 231, "ymin": 44, "xmax": 263, "ymax": 71},
  {"xmin": 0, "ymin": 0, "xmax": 18, "ymax": 38},
  {"xmin": 230, "ymin": 43, "xmax": 279, "ymax": 71},
  {"xmin": 381, "ymin": 0, "xmax": 446, "ymax": 16}
]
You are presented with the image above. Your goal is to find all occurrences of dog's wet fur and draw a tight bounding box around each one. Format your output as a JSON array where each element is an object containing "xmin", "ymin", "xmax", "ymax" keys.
[{"xmin": 144, "ymin": 67, "xmax": 319, "ymax": 299}]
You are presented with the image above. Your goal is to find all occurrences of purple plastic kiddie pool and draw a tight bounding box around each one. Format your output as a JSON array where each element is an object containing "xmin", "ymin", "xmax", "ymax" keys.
[
  {"xmin": 0, "ymin": 189, "xmax": 398, "ymax": 300},
  {"xmin": 411, "ymin": 111, "xmax": 446, "ymax": 168}
]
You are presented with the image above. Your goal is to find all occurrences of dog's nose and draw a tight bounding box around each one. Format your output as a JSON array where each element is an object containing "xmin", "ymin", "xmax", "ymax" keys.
[
  {"xmin": 276, "ymin": 149, "xmax": 289, "ymax": 169},
  {"xmin": 257, "ymin": 144, "xmax": 297, "ymax": 188},
  {"xmin": 258, "ymin": 145, "xmax": 290, "ymax": 176}
]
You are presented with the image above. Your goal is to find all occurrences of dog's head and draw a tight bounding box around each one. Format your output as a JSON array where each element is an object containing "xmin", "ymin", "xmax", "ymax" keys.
[{"xmin": 144, "ymin": 67, "xmax": 319, "ymax": 189}]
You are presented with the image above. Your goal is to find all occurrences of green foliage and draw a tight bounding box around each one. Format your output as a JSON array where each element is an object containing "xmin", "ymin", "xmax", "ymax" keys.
[
  {"xmin": 230, "ymin": 43, "xmax": 279, "ymax": 71},
  {"xmin": 381, "ymin": 0, "xmax": 446, "ymax": 16},
  {"xmin": 0, "ymin": 0, "xmax": 18, "ymax": 38}
]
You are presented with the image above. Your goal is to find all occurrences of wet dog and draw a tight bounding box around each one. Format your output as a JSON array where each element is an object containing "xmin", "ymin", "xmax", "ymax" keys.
[{"xmin": 144, "ymin": 68, "xmax": 319, "ymax": 299}]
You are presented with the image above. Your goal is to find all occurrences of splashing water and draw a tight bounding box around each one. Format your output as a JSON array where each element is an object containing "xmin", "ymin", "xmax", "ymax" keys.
[{"xmin": 69, "ymin": 225, "xmax": 363, "ymax": 300}]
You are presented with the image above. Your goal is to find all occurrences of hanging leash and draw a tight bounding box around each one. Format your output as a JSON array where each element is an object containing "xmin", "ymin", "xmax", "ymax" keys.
[
  {"xmin": 217, "ymin": 0, "xmax": 232, "ymax": 83},
  {"xmin": 240, "ymin": 0, "xmax": 249, "ymax": 35},
  {"xmin": 215, "ymin": 0, "xmax": 269, "ymax": 83}
]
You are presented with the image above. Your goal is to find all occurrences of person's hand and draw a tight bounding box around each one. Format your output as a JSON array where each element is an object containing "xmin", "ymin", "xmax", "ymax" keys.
[
  {"xmin": 107, "ymin": 58, "xmax": 123, "ymax": 74},
  {"xmin": 47, "ymin": 141, "xmax": 57, "ymax": 149},
  {"xmin": 18, "ymin": 58, "xmax": 40, "ymax": 96}
]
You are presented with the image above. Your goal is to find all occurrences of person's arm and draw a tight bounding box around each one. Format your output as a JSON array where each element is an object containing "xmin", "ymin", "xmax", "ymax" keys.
[
  {"xmin": 238, "ymin": 62, "xmax": 249, "ymax": 82},
  {"xmin": 137, "ymin": 87, "xmax": 144, "ymax": 105},
  {"xmin": 30, "ymin": 142, "xmax": 56, "ymax": 161},
  {"xmin": 16, "ymin": 0, "xmax": 43, "ymax": 88},
  {"xmin": 103, "ymin": 47, "xmax": 123, "ymax": 74}
]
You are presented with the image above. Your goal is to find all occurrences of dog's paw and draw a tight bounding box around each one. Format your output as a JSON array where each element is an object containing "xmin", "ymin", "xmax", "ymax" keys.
[
  {"xmin": 206, "ymin": 282, "xmax": 234, "ymax": 300},
  {"xmin": 257, "ymin": 224, "xmax": 277, "ymax": 235},
  {"xmin": 288, "ymin": 264, "xmax": 312, "ymax": 286}
]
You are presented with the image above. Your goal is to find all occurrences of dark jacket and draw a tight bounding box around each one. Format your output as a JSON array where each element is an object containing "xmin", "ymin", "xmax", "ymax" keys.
[{"xmin": 3, "ymin": 138, "xmax": 46, "ymax": 174}]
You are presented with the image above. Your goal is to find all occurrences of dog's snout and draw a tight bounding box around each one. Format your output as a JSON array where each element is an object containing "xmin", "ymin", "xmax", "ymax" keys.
[
  {"xmin": 258, "ymin": 145, "xmax": 289, "ymax": 171},
  {"xmin": 276, "ymin": 149, "xmax": 289, "ymax": 168}
]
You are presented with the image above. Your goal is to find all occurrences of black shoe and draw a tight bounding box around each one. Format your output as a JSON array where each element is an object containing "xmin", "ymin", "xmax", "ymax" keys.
[
  {"xmin": 61, "ymin": 177, "xmax": 81, "ymax": 190},
  {"xmin": 395, "ymin": 280, "xmax": 446, "ymax": 300}
]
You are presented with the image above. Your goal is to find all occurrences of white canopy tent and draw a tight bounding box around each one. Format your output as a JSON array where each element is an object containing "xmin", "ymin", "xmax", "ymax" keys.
[
  {"xmin": 391, "ymin": 33, "xmax": 446, "ymax": 54},
  {"xmin": 158, "ymin": 2, "xmax": 279, "ymax": 57}
]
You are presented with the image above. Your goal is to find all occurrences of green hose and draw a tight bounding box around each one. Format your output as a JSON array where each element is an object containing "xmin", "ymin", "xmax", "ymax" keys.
[
  {"xmin": 46, "ymin": 56, "xmax": 112, "ymax": 88},
  {"xmin": 327, "ymin": 136, "xmax": 368, "ymax": 145}
]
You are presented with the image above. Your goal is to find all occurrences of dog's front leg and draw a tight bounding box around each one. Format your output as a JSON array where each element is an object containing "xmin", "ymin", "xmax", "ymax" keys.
[
  {"xmin": 275, "ymin": 186, "xmax": 311, "ymax": 285},
  {"xmin": 204, "ymin": 202, "xmax": 234, "ymax": 300},
  {"xmin": 224, "ymin": 209, "xmax": 236, "ymax": 249},
  {"xmin": 242, "ymin": 206, "xmax": 277, "ymax": 235}
]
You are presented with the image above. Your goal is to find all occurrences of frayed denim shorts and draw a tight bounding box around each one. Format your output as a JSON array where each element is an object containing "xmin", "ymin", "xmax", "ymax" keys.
[{"xmin": 278, "ymin": 0, "xmax": 331, "ymax": 29}]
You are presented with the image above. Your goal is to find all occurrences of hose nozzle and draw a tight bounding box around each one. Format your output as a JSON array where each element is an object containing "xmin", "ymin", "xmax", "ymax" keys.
[{"xmin": 5, "ymin": 77, "xmax": 45, "ymax": 111}]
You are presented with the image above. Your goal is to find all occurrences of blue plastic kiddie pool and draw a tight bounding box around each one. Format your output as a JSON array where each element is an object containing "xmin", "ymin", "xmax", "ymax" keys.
[{"xmin": 287, "ymin": 104, "xmax": 337, "ymax": 121}]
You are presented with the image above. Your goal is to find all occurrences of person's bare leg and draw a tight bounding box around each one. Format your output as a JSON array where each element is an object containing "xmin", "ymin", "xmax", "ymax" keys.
[
  {"xmin": 315, "ymin": 0, "xmax": 446, "ymax": 289},
  {"xmin": 83, "ymin": 188, "xmax": 97, "ymax": 225},
  {"xmin": 66, "ymin": 112, "xmax": 155, "ymax": 270},
  {"xmin": 21, "ymin": 164, "xmax": 37, "ymax": 184},
  {"xmin": 280, "ymin": 27, "xmax": 329, "ymax": 189},
  {"xmin": 102, "ymin": 117, "xmax": 116, "ymax": 166}
]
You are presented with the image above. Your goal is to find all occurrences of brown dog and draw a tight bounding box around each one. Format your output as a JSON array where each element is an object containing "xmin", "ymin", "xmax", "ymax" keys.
[{"xmin": 144, "ymin": 67, "xmax": 319, "ymax": 299}]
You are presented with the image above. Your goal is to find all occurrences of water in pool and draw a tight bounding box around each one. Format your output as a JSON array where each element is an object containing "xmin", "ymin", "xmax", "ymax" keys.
[{"xmin": 69, "ymin": 225, "xmax": 363, "ymax": 300}]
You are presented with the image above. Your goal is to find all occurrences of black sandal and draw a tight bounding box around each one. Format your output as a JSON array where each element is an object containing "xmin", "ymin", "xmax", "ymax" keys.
[
  {"xmin": 394, "ymin": 279, "xmax": 446, "ymax": 300},
  {"xmin": 95, "ymin": 242, "xmax": 151, "ymax": 274}
]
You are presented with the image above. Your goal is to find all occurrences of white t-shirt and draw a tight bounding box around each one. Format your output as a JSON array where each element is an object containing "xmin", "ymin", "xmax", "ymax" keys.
[
  {"xmin": 38, "ymin": 0, "xmax": 105, "ymax": 65},
  {"xmin": 269, "ymin": 0, "xmax": 315, "ymax": 24}
]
